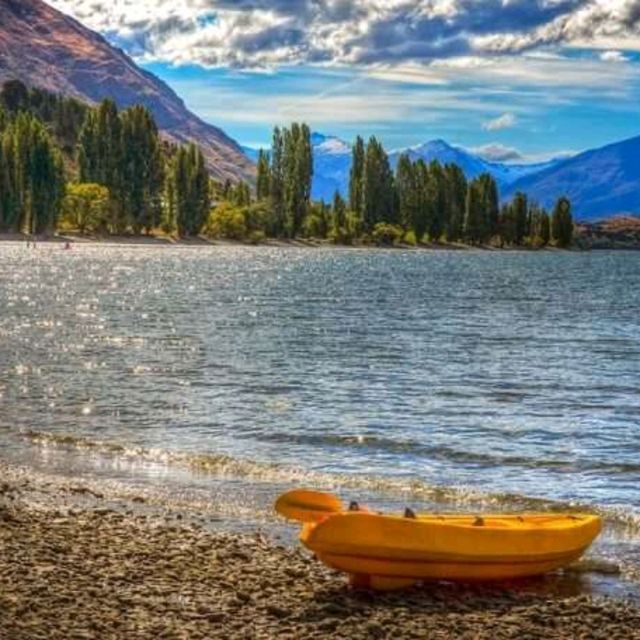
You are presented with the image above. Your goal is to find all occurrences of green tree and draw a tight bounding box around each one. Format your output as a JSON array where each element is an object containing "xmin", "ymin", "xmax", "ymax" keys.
[
  {"xmin": 396, "ymin": 154, "xmax": 417, "ymax": 231},
  {"xmin": 444, "ymin": 163, "xmax": 467, "ymax": 242},
  {"xmin": 228, "ymin": 181, "xmax": 251, "ymax": 207},
  {"xmin": 206, "ymin": 201, "xmax": 247, "ymax": 240},
  {"xmin": 372, "ymin": 223, "xmax": 404, "ymax": 246},
  {"xmin": 498, "ymin": 203, "xmax": 516, "ymax": 246},
  {"xmin": 426, "ymin": 161, "xmax": 447, "ymax": 241},
  {"xmin": 363, "ymin": 136, "xmax": 395, "ymax": 231},
  {"xmin": 282, "ymin": 123, "xmax": 313, "ymax": 237},
  {"xmin": 77, "ymin": 99, "xmax": 124, "ymax": 231},
  {"xmin": 463, "ymin": 179, "xmax": 484, "ymax": 244},
  {"xmin": 120, "ymin": 105, "xmax": 164, "ymax": 233},
  {"xmin": 256, "ymin": 149, "xmax": 271, "ymax": 200},
  {"xmin": 512, "ymin": 192, "xmax": 528, "ymax": 246},
  {"xmin": 528, "ymin": 203, "xmax": 551, "ymax": 247},
  {"xmin": 0, "ymin": 113, "xmax": 65, "ymax": 234},
  {"xmin": 269, "ymin": 127, "xmax": 285, "ymax": 236},
  {"xmin": 169, "ymin": 143, "xmax": 210, "ymax": 237},
  {"xmin": 60, "ymin": 183, "xmax": 111, "ymax": 233},
  {"xmin": 332, "ymin": 191, "xmax": 347, "ymax": 231},
  {"xmin": 476, "ymin": 173, "xmax": 499, "ymax": 242},
  {"xmin": 539, "ymin": 209, "xmax": 551, "ymax": 246},
  {"xmin": 349, "ymin": 135, "xmax": 365, "ymax": 218},
  {"xmin": 552, "ymin": 196, "xmax": 573, "ymax": 247}
]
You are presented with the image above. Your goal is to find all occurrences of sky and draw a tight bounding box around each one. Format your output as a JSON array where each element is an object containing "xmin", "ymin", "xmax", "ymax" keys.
[{"xmin": 48, "ymin": 0, "xmax": 640, "ymax": 162}]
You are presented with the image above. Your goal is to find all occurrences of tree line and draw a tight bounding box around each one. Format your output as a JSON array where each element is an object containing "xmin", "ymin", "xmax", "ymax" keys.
[
  {"xmin": 226, "ymin": 129, "xmax": 574, "ymax": 248},
  {"xmin": 0, "ymin": 80, "xmax": 574, "ymax": 247},
  {"xmin": 0, "ymin": 80, "xmax": 209, "ymax": 237}
]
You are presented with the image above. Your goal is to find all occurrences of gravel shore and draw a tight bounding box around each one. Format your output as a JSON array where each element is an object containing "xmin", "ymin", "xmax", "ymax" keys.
[{"xmin": 2, "ymin": 472, "xmax": 640, "ymax": 639}]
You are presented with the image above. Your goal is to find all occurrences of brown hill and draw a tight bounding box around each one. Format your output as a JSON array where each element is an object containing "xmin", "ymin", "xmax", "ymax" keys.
[{"xmin": 0, "ymin": 0, "xmax": 254, "ymax": 183}]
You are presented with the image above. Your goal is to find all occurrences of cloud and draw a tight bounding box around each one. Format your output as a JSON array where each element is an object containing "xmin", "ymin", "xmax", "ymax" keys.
[
  {"xmin": 482, "ymin": 112, "xmax": 517, "ymax": 131},
  {"xmin": 600, "ymin": 49, "xmax": 629, "ymax": 62},
  {"xmin": 473, "ymin": 1, "xmax": 640, "ymax": 55},
  {"xmin": 470, "ymin": 143, "xmax": 524, "ymax": 162},
  {"xmin": 47, "ymin": 0, "xmax": 640, "ymax": 69}
]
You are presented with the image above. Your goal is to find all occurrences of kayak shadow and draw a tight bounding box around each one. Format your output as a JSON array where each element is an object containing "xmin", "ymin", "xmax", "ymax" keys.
[{"xmin": 302, "ymin": 569, "xmax": 638, "ymax": 619}]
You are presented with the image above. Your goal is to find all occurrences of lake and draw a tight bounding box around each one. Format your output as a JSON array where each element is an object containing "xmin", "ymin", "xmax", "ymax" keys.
[{"xmin": 1, "ymin": 243, "xmax": 639, "ymax": 587}]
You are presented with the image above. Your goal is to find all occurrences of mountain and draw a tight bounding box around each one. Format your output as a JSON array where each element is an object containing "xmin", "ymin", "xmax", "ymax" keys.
[
  {"xmin": 243, "ymin": 135, "xmax": 559, "ymax": 202},
  {"xmin": 241, "ymin": 146, "xmax": 260, "ymax": 164},
  {"xmin": 245, "ymin": 133, "xmax": 352, "ymax": 201},
  {"xmin": 388, "ymin": 139, "xmax": 560, "ymax": 191},
  {"xmin": 309, "ymin": 133, "xmax": 352, "ymax": 201},
  {"xmin": 0, "ymin": 0, "xmax": 253, "ymax": 183},
  {"xmin": 504, "ymin": 136, "xmax": 640, "ymax": 220}
]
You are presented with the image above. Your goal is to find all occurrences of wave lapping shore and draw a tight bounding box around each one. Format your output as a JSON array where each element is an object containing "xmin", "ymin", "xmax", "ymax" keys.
[{"xmin": 2, "ymin": 464, "xmax": 640, "ymax": 639}]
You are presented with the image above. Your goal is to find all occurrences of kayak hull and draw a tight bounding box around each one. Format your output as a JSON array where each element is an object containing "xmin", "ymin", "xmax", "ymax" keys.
[
  {"xmin": 300, "ymin": 512, "xmax": 601, "ymax": 589},
  {"xmin": 318, "ymin": 548, "xmax": 587, "ymax": 582}
]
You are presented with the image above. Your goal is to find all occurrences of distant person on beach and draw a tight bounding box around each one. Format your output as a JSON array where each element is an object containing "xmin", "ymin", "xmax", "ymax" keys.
[{"xmin": 64, "ymin": 242, "xmax": 72, "ymax": 250}]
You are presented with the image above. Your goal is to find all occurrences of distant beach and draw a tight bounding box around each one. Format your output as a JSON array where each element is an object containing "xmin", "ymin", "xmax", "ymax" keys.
[{"xmin": 1, "ymin": 218, "xmax": 639, "ymax": 250}]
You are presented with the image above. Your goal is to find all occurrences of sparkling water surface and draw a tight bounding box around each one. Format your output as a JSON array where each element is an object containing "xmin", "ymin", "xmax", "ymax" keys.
[{"xmin": 1, "ymin": 243, "xmax": 640, "ymax": 584}]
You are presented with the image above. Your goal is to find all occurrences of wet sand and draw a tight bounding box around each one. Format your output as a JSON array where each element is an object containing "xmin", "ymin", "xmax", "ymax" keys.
[{"xmin": 2, "ymin": 468, "xmax": 640, "ymax": 639}]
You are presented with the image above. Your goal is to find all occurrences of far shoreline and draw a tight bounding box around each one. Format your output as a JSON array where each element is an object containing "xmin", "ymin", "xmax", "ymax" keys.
[{"xmin": 2, "ymin": 232, "xmax": 639, "ymax": 252}]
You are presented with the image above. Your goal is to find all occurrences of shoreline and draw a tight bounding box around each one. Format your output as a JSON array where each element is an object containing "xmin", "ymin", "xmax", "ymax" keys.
[
  {"xmin": 2, "ymin": 462, "xmax": 640, "ymax": 639},
  {"xmin": 0, "ymin": 232, "xmax": 638, "ymax": 251}
]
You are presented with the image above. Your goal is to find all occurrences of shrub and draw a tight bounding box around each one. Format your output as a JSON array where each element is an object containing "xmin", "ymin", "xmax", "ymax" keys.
[
  {"xmin": 403, "ymin": 230, "xmax": 417, "ymax": 246},
  {"xmin": 60, "ymin": 183, "xmax": 111, "ymax": 233},
  {"xmin": 248, "ymin": 230, "xmax": 266, "ymax": 245},
  {"xmin": 372, "ymin": 223, "xmax": 404, "ymax": 246},
  {"xmin": 205, "ymin": 202, "xmax": 247, "ymax": 240}
]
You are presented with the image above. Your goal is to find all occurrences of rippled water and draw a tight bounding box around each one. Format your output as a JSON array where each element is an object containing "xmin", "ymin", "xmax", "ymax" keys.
[{"xmin": 1, "ymin": 243, "xmax": 640, "ymax": 584}]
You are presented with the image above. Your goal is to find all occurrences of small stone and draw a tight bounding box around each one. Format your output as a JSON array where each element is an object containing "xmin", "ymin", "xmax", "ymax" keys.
[{"xmin": 266, "ymin": 605, "xmax": 290, "ymax": 619}]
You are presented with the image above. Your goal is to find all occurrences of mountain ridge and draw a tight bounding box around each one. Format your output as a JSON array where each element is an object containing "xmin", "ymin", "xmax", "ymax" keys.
[
  {"xmin": 504, "ymin": 134, "xmax": 640, "ymax": 220},
  {"xmin": 245, "ymin": 133, "xmax": 640, "ymax": 219},
  {"xmin": 244, "ymin": 135, "xmax": 563, "ymax": 203},
  {"xmin": 0, "ymin": 0, "xmax": 254, "ymax": 183}
]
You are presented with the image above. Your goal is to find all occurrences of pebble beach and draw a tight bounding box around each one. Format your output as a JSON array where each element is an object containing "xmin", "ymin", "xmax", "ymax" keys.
[{"xmin": 2, "ymin": 463, "xmax": 640, "ymax": 640}]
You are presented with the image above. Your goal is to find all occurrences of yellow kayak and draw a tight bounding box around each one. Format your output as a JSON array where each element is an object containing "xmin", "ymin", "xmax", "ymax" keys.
[{"xmin": 275, "ymin": 490, "xmax": 602, "ymax": 591}]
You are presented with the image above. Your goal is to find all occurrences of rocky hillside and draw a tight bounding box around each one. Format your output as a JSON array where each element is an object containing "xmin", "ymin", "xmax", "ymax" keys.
[{"xmin": 0, "ymin": 0, "xmax": 254, "ymax": 183}]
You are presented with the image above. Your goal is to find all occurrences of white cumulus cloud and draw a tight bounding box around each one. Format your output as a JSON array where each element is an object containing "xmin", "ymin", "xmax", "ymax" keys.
[
  {"xmin": 600, "ymin": 49, "xmax": 629, "ymax": 61},
  {"xmin": 45, "ymin": 0, "xmax": 640, "ymax": 69},
  {"xmin": 482, "ymin": 113, "xmax": 517, "ymax": 131}
]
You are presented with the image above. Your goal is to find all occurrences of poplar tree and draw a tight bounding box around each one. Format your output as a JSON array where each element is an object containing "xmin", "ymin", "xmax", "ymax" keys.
[
  {"xmin": 332, "ymin": 190, "xmax": 347, "ymax": 231},
  {"xmin": 256, "ymin": 149, "xmax": 271, "ymax": 200},
  {"xmin": 552, "ymin": 196, "xmax": 573, "ymax": 247},
  {"xmin": 539, "ymin": 209, "xmax": 551, "ymax": 246},
  {"xmin": 463, "ymin": 179, "xmax": 484, "ymax": 244},
  {"xmin": 349, "ymin": 135, "xmax": 365, "ymax": 218},
  {"xmin": 528, "ymin": 204, "xmax": 551, "ymax": 247},
  {"xmin": 444, "ymin": 163, "xmax": 467, "ymax": 242},
  {"xmin": 427, "ymin": 161, "xmax": 446, "ymax": 241},
  {"xmin": 269, "ymin": 127, "xmax": 285, "ymax": 235},
  {"xmin": 512, "ymin": 192, "xmax": 528, "ymax": 246},
  {"xmin": 477, "ymin": 173, "xmax": 499, "ymax": 241},
  {"xmin": 77, "ymin": 99, "xmax": 124, "ymax": 231},
  {"xmin": 363, "ymin": 136, "xmax": 395, "ymax": 231},
  {"xmin": 396, "ymin": 153, "xmax": 431, "ymax": 241},
  {"xmin": 168, "ymin": 143, "xmax": 210, "ymax": 237},
  {"xmin": 120, "ymin": 105, "xmax": 164, "ymax": 233},
  {"xmin": 77, "ymin": 99, "xmax": 122, "ymax": 192},
  {"xmin": 282, "ymin": 123, "xmax": 312, "ymax": 237},
  {"xmin": 0, "ymin": 112, "xmax": 64, "ymax": 234}
]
